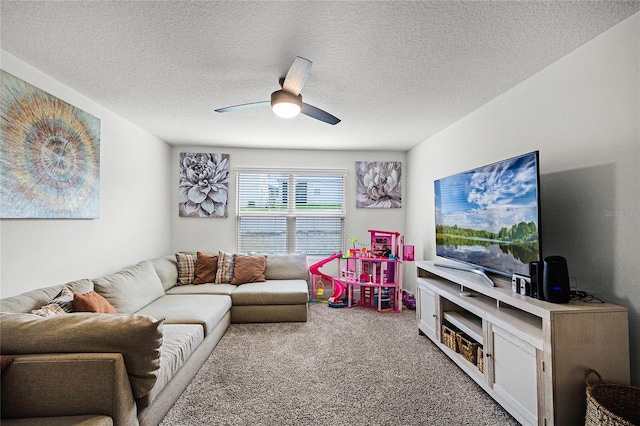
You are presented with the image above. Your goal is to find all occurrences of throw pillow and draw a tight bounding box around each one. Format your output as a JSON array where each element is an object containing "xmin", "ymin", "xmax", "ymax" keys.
[
  {"xmin": 175, "ymin": 252, "xmax": 197, "ymax": 285},
  {"xmin": 1, "ymin": 355, "xmax": 13, "ymax": 373},
  {"xmin": 215, "ymin": 250, "xmax": 235, "ymax": 284},
  {"xmin": 30, "ymin": 303, "xmax": 66, "ymax": 317},
  {"xmin": 231, "ymin": 255, "xmax": 267, "ymax": 284},
  {"xmin": 264, "ymin": 252, "xmax": 310, "ymax": 281},
  {"xmin": 193, "ymin": 251, "xmax": 218, "ymax": 284},
  {"xmin": 31, "ymin": 287, "xmax": 75, "ymax": 317},
  {"xmin": 73, "ymin": 292, "xmax": 117, "ymax": 314}
]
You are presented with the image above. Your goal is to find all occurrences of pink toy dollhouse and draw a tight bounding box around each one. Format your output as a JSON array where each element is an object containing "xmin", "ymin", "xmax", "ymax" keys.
[
  {"xmin": 342, "ymin": 230, "xmax": 404, "ymax": 312},
  {"xmin": 309, "ymin": 229, "xmax": 414, "ymax": 312}
]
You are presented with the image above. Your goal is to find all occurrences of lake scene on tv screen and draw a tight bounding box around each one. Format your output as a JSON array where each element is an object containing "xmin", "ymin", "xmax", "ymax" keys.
[{"xmin": 435, "ymin": 152, "xmax": 540, "ymax": 277}]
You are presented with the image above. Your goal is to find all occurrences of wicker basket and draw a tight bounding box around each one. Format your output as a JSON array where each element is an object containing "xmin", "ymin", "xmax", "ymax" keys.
[
  {"xmin": 456, "ymin": 333, "xmax": 479, "ymax": 365},
  {"xmin": 441, "ymin": 324, "xmax": 458, "ymax": 352},
  {"xmin": 477, "ymin": 346, "xmax": 484, "ymax": 373},
  {"xmin": 585, "ymin": 369, "xmax": 640, "ymax": 426}
]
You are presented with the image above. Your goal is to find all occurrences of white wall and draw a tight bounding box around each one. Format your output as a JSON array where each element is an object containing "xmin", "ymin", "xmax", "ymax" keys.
[
  {"xmin": 406, "ymin": 13, "xmax": 640, "ymax": 385},
  {"xmin": 170, "ymin": 146, "xmax": 408, "ymax": 279},
  {"xmin": 0, "ymin": 52, "xmax": 173, "ymax": 297}
]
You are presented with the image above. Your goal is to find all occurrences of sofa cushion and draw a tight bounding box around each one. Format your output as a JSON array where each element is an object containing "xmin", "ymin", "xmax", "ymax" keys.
[
  {"xmin": 215, "ymin": 250, "xmax": 234, "ymax": 284},
  {"xmin": 230, "ymin": 279, "xmax": 309, "ymax": 305},
  {"xmin": 144, "ymin": 324, "xmax": 204, "ymax": 404},
  {"xmin": 135, "ymin": 294, "xmax": 231, "ymax": 336},
  {"xmin": 92, "ymin": 261, "xmax": 165, "ymax": 314},
  {"xmin": 231, "ymin": 255, "xmax": 266, "ymax": 285},
  {"xmin": 146, "ymin": 256, "xmax": 179, "ymax": 291},
  {"xmin": 0, "ymin": 279, "xmax": 93, "ymax": 313},
  {"xmin": 165, "ymin": 283, "xmax": 237, "ymax": 296},
  {"xmin": 73, "ymin": 291, "xmax": 117, "ymax": 314},
  {"xmin": 0, "ymin": 312, "xmax": 163, "ymax": 399},
  {"xmin": 263, "ymin": 253, "xmax": 310, "ymax": 281}
]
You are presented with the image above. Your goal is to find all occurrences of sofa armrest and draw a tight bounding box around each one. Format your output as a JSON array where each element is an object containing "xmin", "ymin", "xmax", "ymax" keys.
[
  {"xmin": 1, "ymin": 353, "xmax": 138, "ymax": 426},
  {"xmin": 0, "ymin": 312, "xmax": 163, "ymax": 399}
]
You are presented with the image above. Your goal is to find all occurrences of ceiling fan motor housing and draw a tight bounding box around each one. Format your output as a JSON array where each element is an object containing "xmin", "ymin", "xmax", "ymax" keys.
[{"xmin": 271, "ymin": 90, "xmax": 303, "ymax": 118}]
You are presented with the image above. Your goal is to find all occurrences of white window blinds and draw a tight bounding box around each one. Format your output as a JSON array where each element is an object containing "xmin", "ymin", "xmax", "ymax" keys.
[{"xmin": 237, "ymin": 170, "xmax": 346, "ymax": 255}]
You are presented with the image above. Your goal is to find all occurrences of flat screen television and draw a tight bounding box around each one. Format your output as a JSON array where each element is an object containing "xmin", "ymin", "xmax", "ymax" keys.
[{"xmin": 434, "ymin": 151, "xmax": 542, "ymax": 278}]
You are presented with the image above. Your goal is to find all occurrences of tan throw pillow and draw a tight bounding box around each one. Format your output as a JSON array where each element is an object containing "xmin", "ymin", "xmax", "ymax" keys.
[
  {"xmin": 175, "ymin": 252, "xmax": 197, "ymax": 285},
  {"xmin": 215, "ymin": 250, "xmax": 235, "ymax": 284},
  {"xmin": 73, "ymin": 292, "xmax": 117, "ymax": 314},
  {"xmin": 193, "ymin": 252, "xmax": 218, "ymax": 284},
  {"xmin": 231, "ymin": 255, "xmax": 267, "ymax": 284}
]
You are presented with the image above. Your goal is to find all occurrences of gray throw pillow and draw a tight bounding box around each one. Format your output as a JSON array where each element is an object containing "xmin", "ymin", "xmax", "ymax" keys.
[{"xmin": 264, "ymin": 253, "xmax": 310, "ymax": 281}]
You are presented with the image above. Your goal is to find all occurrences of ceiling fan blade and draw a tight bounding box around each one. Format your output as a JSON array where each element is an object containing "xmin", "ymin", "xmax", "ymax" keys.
[
  {"xmin": 215, "ymin": 101, "xmax": 270, "ymax": 113},
  {"xmin": 282, "ymin": 56, "xmax": 312, "ymax": 95},
  {"xmin": 301, "ymin": 103, "xmax": 341, "ymax": 125}
]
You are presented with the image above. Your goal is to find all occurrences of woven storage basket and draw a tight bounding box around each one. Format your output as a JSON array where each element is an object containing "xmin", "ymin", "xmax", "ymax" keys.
[
  {"xmin": 456, "ymin": 333, "xmax": 479, "ymax": 365},
  {"xmin": 585, "ymin": 369, "xmax": 640, "ymax": 426},
  {"xmin": 441, "ymin": 324, "xmax": 458, "ymax": 352},
  {"xmin": 477, "ymin": 346, "xmax": 484, "ymax": 373}
]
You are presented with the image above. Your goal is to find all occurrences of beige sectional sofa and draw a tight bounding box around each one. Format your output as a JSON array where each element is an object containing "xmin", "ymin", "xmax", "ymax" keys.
[{"xmin": 0, "ymin": 252, "xmax": 310, "ymax": 426}]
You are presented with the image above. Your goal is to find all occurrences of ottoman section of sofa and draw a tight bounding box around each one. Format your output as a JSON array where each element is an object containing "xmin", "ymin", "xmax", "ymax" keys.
[
  {"xmin": 135, "ymin": 294, "xmax": 231, "ymax": 336},
  {"xmin": 230, "ymin": 279, "xmax": 309, "ymax": 323}
]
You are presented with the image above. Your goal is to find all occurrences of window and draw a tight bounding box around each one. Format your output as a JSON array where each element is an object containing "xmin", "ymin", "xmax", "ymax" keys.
[{"xmin": 237, "ymin": 170, "xmax": 346, "ymax": 255}]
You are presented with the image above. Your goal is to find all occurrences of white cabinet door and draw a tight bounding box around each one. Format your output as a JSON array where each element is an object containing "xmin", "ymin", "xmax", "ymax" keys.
[
  {"xmin": 417, "ymin": 281, "xmax": 437, "ymax": 340},
  {"xmin": 489, "ymin": 324, "xmax": 539, "ymax": 426}
]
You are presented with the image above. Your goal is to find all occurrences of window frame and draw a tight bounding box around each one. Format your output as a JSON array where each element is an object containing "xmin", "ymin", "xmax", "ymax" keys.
[{"xmin": 235, "ymin": 168, "xmax": 347, "ymax": 255}]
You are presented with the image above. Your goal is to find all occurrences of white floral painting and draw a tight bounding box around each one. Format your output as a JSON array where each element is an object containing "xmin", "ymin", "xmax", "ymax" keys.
[
  {"xmin": 356, "ymin": 161, "xmax": 402, "ymax": 208},
  {"xmin": 179, "ymin": 153, "xmax": 229, "ymax": 217}
]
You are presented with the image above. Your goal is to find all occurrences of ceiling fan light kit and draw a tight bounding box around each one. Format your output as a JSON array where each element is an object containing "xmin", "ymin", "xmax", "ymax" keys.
[
  {"xmin": 215, "ymin": 56, "xmax": 341, "ymax": 125},
  {"xmin": 271, "ymin": 90, "xmax": 302, "ymax": 118}
]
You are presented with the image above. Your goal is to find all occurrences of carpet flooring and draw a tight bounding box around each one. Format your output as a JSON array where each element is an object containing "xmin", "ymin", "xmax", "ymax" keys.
[{"xmin": 160, "ymin": 303, "xmax": 519, "ymax": 425}]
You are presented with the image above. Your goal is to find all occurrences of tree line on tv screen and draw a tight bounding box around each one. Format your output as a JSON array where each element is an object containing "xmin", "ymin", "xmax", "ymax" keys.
[
  {"xmin": 436, "ymin": 222, "xmax": 540, "ymax": 265},
  {"xmin": 436, "ymin": 221, "xmax": 538, "ymax": 243}
]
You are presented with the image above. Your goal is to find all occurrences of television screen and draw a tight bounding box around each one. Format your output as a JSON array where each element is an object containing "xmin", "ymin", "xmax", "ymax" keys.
[{"xmin": 434, "ymin": 151, "xmax": 542, "ymax": 277}]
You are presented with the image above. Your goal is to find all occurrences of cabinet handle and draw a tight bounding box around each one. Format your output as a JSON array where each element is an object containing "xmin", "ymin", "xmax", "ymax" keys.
[
  {"xmin": 486, "ymin": 353, "xmax": 492, "ymax": 358},
  {"xmin": 432, "ymin": 314, "xmax": 437, "ymax": 318}
]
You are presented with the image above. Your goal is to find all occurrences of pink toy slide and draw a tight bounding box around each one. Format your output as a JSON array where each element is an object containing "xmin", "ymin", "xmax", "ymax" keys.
[
  {"xmin": 329, "ymin": 279, "xmax": 345, "ymax": 304},
  {"xmin": 309, "ymin": 253, "xmax": 347, "ymax": 305}
]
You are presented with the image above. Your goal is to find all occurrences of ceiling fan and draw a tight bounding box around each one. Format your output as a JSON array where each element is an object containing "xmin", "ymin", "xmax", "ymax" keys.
[{"xmin": 215, "ymin": 56, "xmax": 341, "ymax": 125}]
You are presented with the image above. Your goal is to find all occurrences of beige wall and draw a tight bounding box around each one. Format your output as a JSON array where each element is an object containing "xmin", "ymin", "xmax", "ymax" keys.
[
  {"xmin": 0, "ymin": 52, "xmax": 173, "ymax": 297},
  {"xmin": 406, "ymin": 13, "xmax": 640, "ymax": 385},
  {"xmin": 170, "ymin": 146, "xmax": 407, "ymax": 276}
]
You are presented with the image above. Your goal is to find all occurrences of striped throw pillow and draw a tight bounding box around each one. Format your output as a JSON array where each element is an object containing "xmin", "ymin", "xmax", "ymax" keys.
[
  {"xmin": 31, "ymin": 286, "xmax": 75, "ymax": 317},
  {"xmin": 175, "ymin": 252, "xmax": 197, "ymax": 285},
  {"xmin": 215, "ymin": 250, "xmax": 235, "ymax": 284}
]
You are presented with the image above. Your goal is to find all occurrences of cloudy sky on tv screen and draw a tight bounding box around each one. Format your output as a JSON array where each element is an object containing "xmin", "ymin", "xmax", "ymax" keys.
[{"xmin": 435, "ymin": 153, "xmax": 539, "ymax": 233}]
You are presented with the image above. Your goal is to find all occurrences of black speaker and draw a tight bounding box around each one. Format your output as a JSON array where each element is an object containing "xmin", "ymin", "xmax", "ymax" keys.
[
  {"xmin": 529, "ymin": 261, "xmax": 544, "ymax": 301},
  {"xmin": 543, "ymin": 256, "xmax": 570, "ymax": 303}
]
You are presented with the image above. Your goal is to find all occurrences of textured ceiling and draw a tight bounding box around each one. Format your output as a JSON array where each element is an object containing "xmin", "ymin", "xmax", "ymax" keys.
[{"xmin": 1, "ymin": 1, "xmax": 639, "ymax": 151}]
